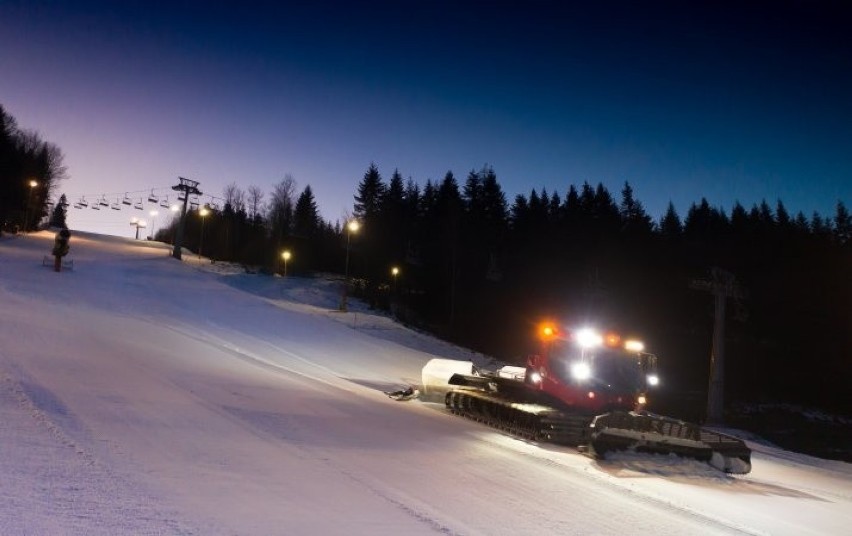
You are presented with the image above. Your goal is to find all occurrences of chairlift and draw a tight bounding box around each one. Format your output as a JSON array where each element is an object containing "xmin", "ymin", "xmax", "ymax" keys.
[
  {"xmin": 98, "ymin": 196, "xmax": 109, "ymax": 207},
  {"xmin": 77, "ymin": 197, "xmax": 89, "ymax": 207},
  {"xmin": 111, "ymin": 199, "xmax": 121, "ymax": 210},
  {"xmin": 122, "ymin": 193, "xmax": 132, "ymax": 205},
  {"xmin": 189, "ymin": 198, "xmax": 200, "ymax": 210},
  {"xmin": 91, "ymin": 203, "xmax": 101, "ymax": 210},
  {"xmin": 134, "ymin": 198, "xmax": 144, "ymax": 210},
  {"xmin": 148, "ymin": 190, "xmax": 159, "ymax": 203},
  {"xmin": 73, "ymin": 203, "xmax": 82, "ymax": 209},
  {"xmin": 159, "ymin": 196, "xmax": 170, "ymax": 208}
]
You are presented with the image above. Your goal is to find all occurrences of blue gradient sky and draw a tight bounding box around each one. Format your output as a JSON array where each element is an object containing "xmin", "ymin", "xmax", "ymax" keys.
[{"xmin": 2, "ymin": 0, "xmax": 850, "ymax": 237}]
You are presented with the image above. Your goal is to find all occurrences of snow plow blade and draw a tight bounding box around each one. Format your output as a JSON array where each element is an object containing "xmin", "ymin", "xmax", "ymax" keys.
[{"xmin": 588, "ymin": 412, "xmax": 752, "ymax": 474}]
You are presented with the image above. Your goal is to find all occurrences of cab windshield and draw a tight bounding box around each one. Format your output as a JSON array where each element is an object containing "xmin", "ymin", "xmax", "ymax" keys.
[{"xmin": 552, "ymin": 346, "xmax": 645, "ymax": 392}]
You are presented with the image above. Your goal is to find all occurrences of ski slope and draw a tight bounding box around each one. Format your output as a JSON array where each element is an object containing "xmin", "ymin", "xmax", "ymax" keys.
[{"xmin": 1, "ymin": 231, "xmax": 850, "ymax": 535}]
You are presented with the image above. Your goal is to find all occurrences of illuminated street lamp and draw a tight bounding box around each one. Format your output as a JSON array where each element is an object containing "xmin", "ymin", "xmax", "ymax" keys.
[
  {"xmin": 340, "ymin": 219, "xmax": 360, "ymax": 311},
  {"xmin": 149, "ymin": 210, "xmax": 159, "ymax": 239},
  {"xmin": 24, "ymin": 179, "xmax": 38, "ymax": 232},
  {"xmin": 198, "ymin": 206, "xmax": 210, "ymax": 259},
  {"xmin": 129, "ymin": 217, "xmax": 147, "ymax": 240},
  {"xmin": 281, "ymin": 249, "xmax": 292, "ymax": 276},
  {"xmin": 391, "ymin": 266, "xmax": 400, "ymax": 292}
]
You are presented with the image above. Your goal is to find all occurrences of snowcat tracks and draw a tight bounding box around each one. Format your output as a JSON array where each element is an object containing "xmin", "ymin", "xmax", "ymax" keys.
[
  {"xmin": 444, "ymin": 390, "xmax": 589, "ymax": 446},
  {"xmin": 589, "ymin": 412, "xmax": 752, "ymax": 474}
]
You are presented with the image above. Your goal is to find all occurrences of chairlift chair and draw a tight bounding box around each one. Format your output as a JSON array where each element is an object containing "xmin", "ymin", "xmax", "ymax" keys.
[
  {"xmin": 134, "ymin": 198, "xmax": 144, "ymax": 210},
  {"xmin": 78, "ymin": 197, "xmax": 89, "ymax": 207},
  {"xmin": 73, "ymin": 203, "xmax": 82, "ymax": 209},
  {"xmin": 91, "ymin": 203, "xmax": 101, "ymax": 210},
  {"xmin": 148, "ymin": 190, "xmax": 159, "ymax": 203},
  {"xmin": 122, "ymin": 193, "xmax": 132, "ymax": 205},
  {"xmin": 98, "ymin": 197, "xmax": 109, "ymax": 207},
  {"xmin": 160, "ymin": 196, "xmax": 170, "ymax": 208},
  {"xmin": 111, "ymin": 199, "xmax": 121, "ymax": 210}
]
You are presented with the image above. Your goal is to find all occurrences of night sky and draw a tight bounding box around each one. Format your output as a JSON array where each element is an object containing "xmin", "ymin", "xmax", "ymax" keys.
[{"xmin": 2, "ymin": 0, "xmax": 850, "ymax": 236}]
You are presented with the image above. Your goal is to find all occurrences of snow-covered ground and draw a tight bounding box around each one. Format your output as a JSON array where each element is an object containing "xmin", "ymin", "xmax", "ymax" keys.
[{"xmin": 1, "ymin": 230, "xmax": 850, "ymax": 535}]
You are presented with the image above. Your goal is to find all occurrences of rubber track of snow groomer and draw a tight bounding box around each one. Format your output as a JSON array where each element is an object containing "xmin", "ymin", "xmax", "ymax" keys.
[
  {"xmin": 589, "ymin": 412, "xmax": 752, "ymax": 474},
  {"xmin": 444, "ymin": 389, "xmax": 591, "ymax": 445},
  {"xmin": 444, "ymin": 391, "xmax": 752, "ymax": 474}
]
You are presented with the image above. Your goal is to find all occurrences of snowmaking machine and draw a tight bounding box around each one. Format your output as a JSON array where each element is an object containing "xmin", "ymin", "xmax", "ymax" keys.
[{"xmin": 420, "ymin": 323, "xmax": 752, "ymax": 474}]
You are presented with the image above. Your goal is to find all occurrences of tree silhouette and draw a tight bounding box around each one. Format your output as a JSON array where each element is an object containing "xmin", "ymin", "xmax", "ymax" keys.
[{"xmin": 49, "ymin": 194, "xmax": 68, "ymax": 228}]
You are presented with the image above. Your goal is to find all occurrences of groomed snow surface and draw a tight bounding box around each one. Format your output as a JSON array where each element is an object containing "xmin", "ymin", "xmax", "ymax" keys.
[{"xmin": 1, "ymin": 231, "xmax": 850, "ymax": 535}]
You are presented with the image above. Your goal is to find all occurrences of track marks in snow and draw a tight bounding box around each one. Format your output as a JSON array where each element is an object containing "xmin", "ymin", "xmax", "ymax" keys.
[
  {"xmin": 334, "ymin": 467, "xmax": 464, "ymax": 536},
  {"xmin": 485, "ymin": 438, "xmax": 766, "ymax": 536},
  {"xmin": 0, "ymin": 356, "xmax": 199, "ymax": 535},
  {"xmin": 152, "ymin": 319, "xmax": 377, "ymax": 399}
]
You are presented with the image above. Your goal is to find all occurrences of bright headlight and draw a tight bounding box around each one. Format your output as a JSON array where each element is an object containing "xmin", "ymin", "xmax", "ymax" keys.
[
  {"xmin": 529, "ymin": 371, "xmax": 542, "ymax": 384},
  {"xmin": 576, "ymin": 328, "xmax": 603, "ymax": 348},
  {"xmin": 646, "ymin": 374, "xmax": 659, "ymax": 387},
  {"xmin": 571, "ymin": 362, "xmax": 592, "ymax": 381},
  {"xmin": 624, "ymin": 340, "xmax": 645, "ymax": 352}
]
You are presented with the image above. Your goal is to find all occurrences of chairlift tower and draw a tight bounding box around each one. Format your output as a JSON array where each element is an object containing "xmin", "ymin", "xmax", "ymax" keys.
[
  {"xmin": 690, "ymin": 267, "xmax": 746, "ymax": 425},
  {"xmin": 171, "ymin": 177, "xmax": 202, "ymax": 260}
]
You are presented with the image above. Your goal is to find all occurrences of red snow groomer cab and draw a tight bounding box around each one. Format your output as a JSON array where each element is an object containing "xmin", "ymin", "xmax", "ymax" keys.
[
  {"xmin": 421, "ymin": 323, "xmax": 752, "ymax": 474},
  {"xmin": 524, "ymin": 324, "xmax": 658, "ymax": 414}
]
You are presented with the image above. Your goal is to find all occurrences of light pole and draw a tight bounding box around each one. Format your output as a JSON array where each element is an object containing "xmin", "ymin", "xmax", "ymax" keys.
[
  {"xmin": 24, "ymin": 179, "xmax": 38, "ymax": 232},
  {"xmin": 130, "ymin": 217, "xmax": 147, "ymax": 240},
  {"xmin": 198, "ymin": 206, "xmax": 210, "ymax": 260},
  {"xmin": 391, "ymin": 266, "xmax": 400, "ymax": 293},
  {"xmin": 281, "ymin": 250, "xmax": 291, "ymax": 276},
  {"xmin": 149, "ymin": 210, "xmax": 159, "ymax": 240},
  {"xmin": 340, "ymin": 219, "xmax": 360, "ymax": 311}
]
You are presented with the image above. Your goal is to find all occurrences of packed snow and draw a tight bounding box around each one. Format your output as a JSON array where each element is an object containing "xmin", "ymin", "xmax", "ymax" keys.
[{"xmin": 1, "ymin": 230, "xmax": 850, "ymax": 535}]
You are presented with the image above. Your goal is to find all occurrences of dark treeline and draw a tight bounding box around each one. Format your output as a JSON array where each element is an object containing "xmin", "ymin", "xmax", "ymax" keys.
[
  {"xmin": 0, "ymin": 105, "xmax": 68, "ymax": 235},
  {"xmin": 158, "ymin": 176, "xmax": 344, "ymax": 275},
  {"xmin": 339, "ymin": 164, "xmax": 852, "ymax": 417}
]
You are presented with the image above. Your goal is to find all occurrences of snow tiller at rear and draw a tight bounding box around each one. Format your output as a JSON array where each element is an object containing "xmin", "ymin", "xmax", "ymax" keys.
[{"xmin": 420, "ymin": 324, "xmax": 751, "ymax": 475}]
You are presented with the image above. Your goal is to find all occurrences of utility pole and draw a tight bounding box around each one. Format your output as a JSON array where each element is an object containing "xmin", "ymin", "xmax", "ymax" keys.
[
  {"xmin": 690, "ymin": 267, "xmax": 746, "ymax": 425},
  {"xmin": 171, "ymin": 177, "xmax": 202, "ymax": 260}
]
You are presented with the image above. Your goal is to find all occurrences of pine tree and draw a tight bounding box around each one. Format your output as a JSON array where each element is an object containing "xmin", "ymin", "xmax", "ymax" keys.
[
  {"xmin": 730, "ymin": 201, "xmax": 748, "ymax": 233},
  {"xmin": 619, "ymin": 181, "xmax": 653, "ymax": 235},
  {"xmin": 353, "ymin": 163, "xmax": 385, "ymax": 222},
  {"xmin": 49, "ymin": 194, "xmax": 68, "ymax": 228},
  {"xmin": 480, "ymin": 167, "xmax": 508, "ymax": 228},
  {"xmin": 659, "ymin": 201, "xmax": 682, "ymax": 239},
  {"xmin": 293, "ymin": 185, "xmax": 320, "ymax": 238},
  {"xmin": 793, "ymin": 211, "xmax": 810, "ymax": 234},
  {"xmin": 382, "ymin": 169, "xmax": 407, "ymax": 263},
  {"xmin": 561, "ymin": 185, "xmax": 580, "ymax": 231},
  {"xmin": 548, "ymin": 191, "xmax": 561, "ymax": 222},
  {"xmin": 811, "ymin": 211, "xmax": 831, "ymax": 238},
  {"xmin": 462, "ymin": 169, "xmax": 483, "ymax": 213},
  {"xmin": 832, "ymin": 201, "xmax": 850, "ymax": 245},
  {"xmin": 775, "ymin": 200, "xmax": 791, "ymax": 228},
  {"xmin": 511, "ymin": 194, "xmax": 529, "ymax": 231}
]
